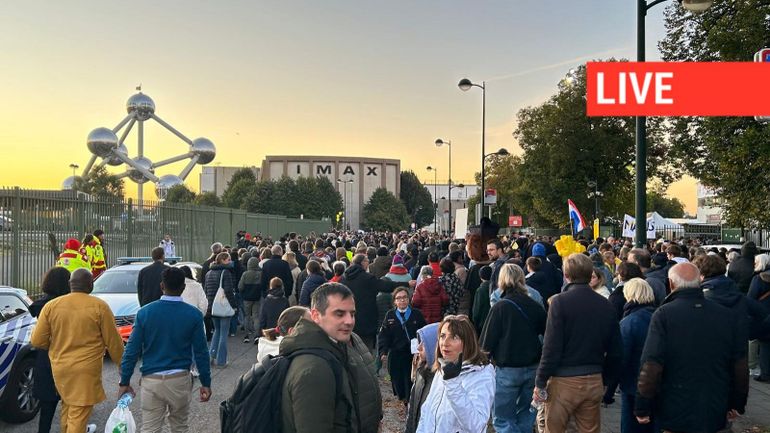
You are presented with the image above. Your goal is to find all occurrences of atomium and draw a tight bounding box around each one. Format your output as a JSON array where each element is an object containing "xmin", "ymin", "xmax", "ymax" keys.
[
  {"xmin": 68, "ymin": 88, "xmax": 216, "ymax": 202},
  {"xmin": 61, "ymin": 176, "xmax": 80, "ymax": 191}
]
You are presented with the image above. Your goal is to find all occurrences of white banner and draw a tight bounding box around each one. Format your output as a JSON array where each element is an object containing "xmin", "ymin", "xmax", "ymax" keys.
[
  {"xmin": 622, "ymin": 214, "xmax": 656, "ymax": 240},
  {"xmin": 454, "ymin": 208, "xmax": 469, "ymax": 240}
]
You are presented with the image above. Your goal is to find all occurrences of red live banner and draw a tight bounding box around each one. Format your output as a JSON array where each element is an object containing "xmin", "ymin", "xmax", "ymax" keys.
[{"xmin": 586, "ymin": 62, "xmax": 770, "ymax": 116}]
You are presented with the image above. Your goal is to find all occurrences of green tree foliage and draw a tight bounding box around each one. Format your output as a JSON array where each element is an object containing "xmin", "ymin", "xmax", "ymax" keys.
[
  {"xmin": 399, "ymin": 171, "xmax": 435, "ymax": 228},
  {"xmin": 363, "ymin": 188, "xmax": 410, "ymax": 232},
  {"xmin": 164, "ymin": 184, "xmax": 196, "ymax": 204},
  {"xmin": 242, "ymin": 176, "xmax": 342, "ymax": 219},
  {"xmin": 647, "ymin": 190, "xmax": 685, "ymax": 218},
  {"xmin": 659, "ymin": 1, "xmax": 770, "ymax": 228},
  {"xmin": 194, "ymin": 192, "xmax": 221, "ymax": 207},
  {"xmin": 221, "ymin": 168, "xmax": 258, "ymax": 209},
  {"xmin": 511, "ymin": 63, "xmax": 673, "ymax": 228},
  {"xmin": 72, "ymin": 165, "xmax": 125, "ymax": 200}
]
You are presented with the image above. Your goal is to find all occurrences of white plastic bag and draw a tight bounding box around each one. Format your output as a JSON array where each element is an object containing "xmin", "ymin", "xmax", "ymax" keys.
[
  {"xmin": 104, "ymin": 406, "xmax": 136, "ymax": 433},
  {"xmin": 211, "ymin": 272, "xmax": 235, "ymax": 317}
]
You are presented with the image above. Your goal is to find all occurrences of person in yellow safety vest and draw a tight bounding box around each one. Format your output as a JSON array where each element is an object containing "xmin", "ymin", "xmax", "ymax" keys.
[
  {"xmin": 56, "ymin": 238, "xmax": 91, "ymax": 273},
  {"xmin": 82, "ymin": 234, "xmax": 107, "ymax": 278}
]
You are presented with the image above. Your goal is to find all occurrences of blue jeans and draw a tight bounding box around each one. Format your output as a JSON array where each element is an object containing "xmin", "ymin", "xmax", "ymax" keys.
[
  {"xmin": 621, "ymin": 392, "xmax": 656, "ymax": 433},
  {"xmin": 210, "ymin": 317, "xmax": 231, "ymax": 365},
  {"xmin": 493, "ymin": 365, "xmax": 538, "ymax": 433}
]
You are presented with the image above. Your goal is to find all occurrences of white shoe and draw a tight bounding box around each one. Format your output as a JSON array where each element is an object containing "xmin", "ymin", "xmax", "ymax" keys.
[{"xmin": 86, "ymin": 424, "xmax": 97, "ymax": 433}]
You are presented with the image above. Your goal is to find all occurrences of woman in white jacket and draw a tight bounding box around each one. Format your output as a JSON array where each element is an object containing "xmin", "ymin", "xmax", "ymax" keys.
[
  {"xmin": 417, "ymin": 315, "xmax": 496, "ymax": 433},
  {"xmin": 256, "ymin": 306, "xmax": 309, "ymax": 364}
]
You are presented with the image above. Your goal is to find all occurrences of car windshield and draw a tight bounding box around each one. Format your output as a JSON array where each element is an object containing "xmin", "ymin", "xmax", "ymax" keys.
[
  {"xmin": 0, "ymin": 294, "xmax": 28, "ymax": 323},
  {"xmin": 93, "ymin": 270, "xmax": 138, "ymax": 294}
]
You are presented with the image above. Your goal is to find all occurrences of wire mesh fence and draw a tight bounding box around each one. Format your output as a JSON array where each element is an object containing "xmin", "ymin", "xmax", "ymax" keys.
[{"xmin": 0, "ymin": 187, "xmax": 330, "ymax": 294}]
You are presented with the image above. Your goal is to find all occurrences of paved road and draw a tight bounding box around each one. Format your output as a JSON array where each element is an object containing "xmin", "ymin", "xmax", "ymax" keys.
[{"xmin": 3, "ymin": 332, "xmax": 770, "ymax": 433}]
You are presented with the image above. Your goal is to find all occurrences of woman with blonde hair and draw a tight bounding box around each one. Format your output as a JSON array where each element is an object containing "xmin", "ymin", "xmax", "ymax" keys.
[
  {"xmin": 283, "ymin": 251, "xmax": 301, "ymax": 305},
  {"xmin": 618, "ymin": 278, "xmax": 656, "ymax": 433},
  {"xmin": 416, "ymin": 315, "xmax": 495, "ymax": 433}
]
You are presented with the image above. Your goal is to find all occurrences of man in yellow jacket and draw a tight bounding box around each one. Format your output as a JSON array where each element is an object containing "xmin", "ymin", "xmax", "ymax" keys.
[
  {"xmin": 56, "ymin": 238, "xmax": 91, "ymax": 273},
  {"xmin": 83, "ymin": 235, "xmax": 106, "ymax": 278},
  {"xmin": 31, "ymin": 268, "xmax": 124, "ymax": 433}
]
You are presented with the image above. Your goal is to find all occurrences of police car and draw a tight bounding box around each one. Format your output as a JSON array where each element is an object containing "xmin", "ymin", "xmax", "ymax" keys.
[
  {"xmin": 91, "ymin": 257, "xmax": 200, "ymax": 343},
  {"xmin": 0, "ymin": 286, "xmax": 38, "ymax": 423}
]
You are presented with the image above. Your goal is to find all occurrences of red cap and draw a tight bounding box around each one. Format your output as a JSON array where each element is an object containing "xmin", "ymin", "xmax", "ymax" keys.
[{"xmin": 64, "ymin": 238, "xmax": 81, "ymax": 250}]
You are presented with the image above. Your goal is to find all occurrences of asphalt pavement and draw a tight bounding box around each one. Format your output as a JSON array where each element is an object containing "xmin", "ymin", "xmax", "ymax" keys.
[{"xmin": 3, "ymin": 332, "xmax": 770, "ymax": 433}]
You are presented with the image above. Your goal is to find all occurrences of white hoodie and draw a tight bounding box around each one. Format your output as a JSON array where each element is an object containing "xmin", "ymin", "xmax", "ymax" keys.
[
  {"xmin": 416, "ymin": 363, "xmax": 496, "ymax": 433},
  {"xmin": 256, "ymin": 336, "xmax": 282, "ymax": 364}
]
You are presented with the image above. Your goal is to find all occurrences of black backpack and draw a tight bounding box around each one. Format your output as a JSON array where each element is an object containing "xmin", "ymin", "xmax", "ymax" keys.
[{"xmin": 220, "ymin": 349, "xmax": 343, "ymax": 433}]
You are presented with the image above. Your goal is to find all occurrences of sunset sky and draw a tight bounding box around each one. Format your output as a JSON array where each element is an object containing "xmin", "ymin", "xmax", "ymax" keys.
[{"xmin": 0, "ymin": 1, "xmax": 697, "ymax": 213}]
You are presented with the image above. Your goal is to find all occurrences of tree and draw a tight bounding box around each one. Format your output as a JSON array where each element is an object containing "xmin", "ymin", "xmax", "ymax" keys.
[
  {"xmin": 314, "ymin": 176, "xmax": 343, "ymax": 220},
  {"xmin": 243, "ymin": 180, "xmax": 275, "ymax": 214},
  {"xmin": 511, "ymin": 63, "xmax": 673, "ymax": 228},
  {"xmin": 194, "ymin": 192, "xmax": 221, "ymax": 207},
  {"xmin": 221, "ymin": 168, "xmax": 258, "ymax": 209},
  {"xmin": 362, "ymin": 188, "xmax": 410, "ymax": 232},
  {"xmin": 72, "ymin": 165, "xmax": 125, "ymax": 201},
  {"xmin": 228, "ymin": 167, "xmax": 258, "ymax": 185},
  {"xmin": 659, "ymin": 1, "xmax": 770, "ymax": 228},
  {"xmin": 647, "ymin": 191, "xmax": 685, "ymax": 218},
  {"xmin": 164, "ymin": 184, "xmax": 196, "ymax": 204},
  {"xmin": 399, "ymin": 171, "xmax": 434, "ymax": 228}
]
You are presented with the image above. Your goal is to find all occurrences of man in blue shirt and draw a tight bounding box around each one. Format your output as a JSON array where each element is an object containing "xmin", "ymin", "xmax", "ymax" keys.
[{"xmin": 119, "ymin": 267, "xmax": 212, "ymax": 432}]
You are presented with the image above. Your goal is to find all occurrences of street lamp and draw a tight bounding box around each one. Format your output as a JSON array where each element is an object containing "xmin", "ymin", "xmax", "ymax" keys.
[
  {"xmin": 634, "ymin": 0, "xmax": 712, "ymax": 246},
  {"xmin": 336, "ymin": 179, "xmax": 346, "ymax": 230},
  {"xmin": 458, "ymin": 77, "xmax": 486, "ymax": 222},
  {"xmin": 69, "ymin": 163, "xmax": 79, "ymax": 177},
  {"xmin": 427, "ymin": 166, "xmax": 438, "ymax": 233},
  {"xmin": 435, "ymin": 138, "xmax": 453, "ymax": 235},
  {"xmin": 587, "ymin": 180, "xmax": 603, "ymax": 222}
]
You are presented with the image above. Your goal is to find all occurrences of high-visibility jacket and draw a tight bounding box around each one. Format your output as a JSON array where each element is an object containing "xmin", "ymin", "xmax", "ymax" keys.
[
  {"xmin": 56, "ymin": 249, "xmax": 91, "ymax": 272},
  {"xmin": 86, "ymin": 239, "xmax": 106, "ymax": 271}
]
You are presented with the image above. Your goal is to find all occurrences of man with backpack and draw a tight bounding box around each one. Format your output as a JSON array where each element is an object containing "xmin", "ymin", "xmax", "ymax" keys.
[{"xmin": 282, "ymin": 282, "xmax": 362, "ymax": 433}]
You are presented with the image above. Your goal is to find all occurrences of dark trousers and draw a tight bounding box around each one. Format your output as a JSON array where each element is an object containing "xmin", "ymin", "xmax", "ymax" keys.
[
  {"xmin": 38, "ymin": 400, "xmax": 58, "ymax": 433},
  {"xmin": 388, "ymin": 350, "xmax": 413, "ymax": 401},
  {"xmin": 760, "ymin": 341, "xmax": 770, "ymax": 378},
  {"xmin": 621, "ymin": 393, "xmax": 656, "ymax": 433}
]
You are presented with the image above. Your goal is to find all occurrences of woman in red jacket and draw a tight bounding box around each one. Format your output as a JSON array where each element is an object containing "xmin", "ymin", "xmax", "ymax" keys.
[{"xmin": 412, "ymin": 265, "xmax": 449, "ymax": 324}]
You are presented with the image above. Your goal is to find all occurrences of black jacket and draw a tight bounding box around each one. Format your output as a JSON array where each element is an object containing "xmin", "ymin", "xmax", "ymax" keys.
[
  {"xmin": 299, "ymin": 273, "xmax": 327, "ymax": 307},
  {"xmin": 340, "ymin": 264, "xmax": 397, "ymax": 338},
  {"xmin": 137, "ymin": 261, "xmax": 169, "ymax": 306},
  {"xmin": 259, "ymin": 295, "xmax": 290, "ymax": 331},
  {"xmin": 608, "ymin": 283, "xmax": 627, "ymax": 320},
  {"xmin": 481, "ymin": 291, "xmax": 546, "ymax": 368},
  {"xmin": 29, "ymin": 297, "xmax": 59, "ymax": 401},
  {"xmin": 536, "ymin": 283, "xmax": 621, "ymax": 389},
  {"xmin": 634, "ymin": 288, "xmax": 748, "ymax": 433},
  {"xmin": 702, "ymin": 275, "xmax": 764, "ymax": 342},
  {"xmin": 377, "ymin": 308, "xmax": 426, "ymax": 358},
  {"xmin": 728, "ymin": 254, "xmax": 756, "ymax": 294},
  {"xmin": 525, "ymin": 271, "xmax": 551, "ymax": 303},
  {"xmin": 204, "ymin": 265, "xmax": 236, "ymax": 316},
  {"xmin": 644, "ymin": 267, "xmax": 669, "ymax": 298},
  {"xmin": 532, "ymin": 256, "xmax": 562, "ymax": 302},
  {"xmin": 261, "ymin": 256, "xmax": 295, "ymax": 298}
]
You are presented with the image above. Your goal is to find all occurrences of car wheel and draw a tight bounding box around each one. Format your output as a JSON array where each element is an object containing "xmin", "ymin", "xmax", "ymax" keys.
[{"xmin": 0, "ymin": 356, "xmax": 39, "ymax": 423}]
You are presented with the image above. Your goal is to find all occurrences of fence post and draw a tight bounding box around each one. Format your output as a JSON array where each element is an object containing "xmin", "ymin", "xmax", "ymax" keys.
[
  {"xmin": 229, "ymin": 209, "xmax": 234, "ymax": 245},
  {"xmin": 188, "ymin": 204, "xmax": 194, "ymax": 261},
  {"xmin": 11, "ymin": 187, "xmax": 21, "ymax": 288},
  {"xmin": 127, "ymin": 198, "xmax": 134, "ymax": 257}
]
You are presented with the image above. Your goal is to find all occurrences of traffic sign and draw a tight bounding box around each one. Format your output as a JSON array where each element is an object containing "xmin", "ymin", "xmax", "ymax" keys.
[
  {"xmin": 508, "ymin": 215, "xmax": 522, "ymax": 227},
  {"xmin": 754, "ymin": 48, "xmax": 770, "ymax": 122},
  {"xmin": 484, "ymin": 188, "xmax": 497, "ymax": 205}
]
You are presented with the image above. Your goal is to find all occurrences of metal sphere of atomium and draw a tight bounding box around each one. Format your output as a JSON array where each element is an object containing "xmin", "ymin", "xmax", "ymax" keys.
[
  {"xmin": 126, "ymin": 93, "xmax": 156, "ymax": 121},
  {"xmin": 86, "ymin": 127, "xmax": 119, "ymax": 158},
  {"xmin": 127, "ymin": 156, "xmax": 155, "ymax": 184},
  {"xmin": 155, "ymin": 174, "xmax": 184, "ymax": 197},
  {"xmin": 104, "ymin": 143, "xmax": 128, "ymax": 166},
  {"xmin": 191, "ymin": 137, "xmax": 216, "ymax": 164},
  {"xmin": 61, "ymin": 176, "xmax": 80, "ymax": 191}
]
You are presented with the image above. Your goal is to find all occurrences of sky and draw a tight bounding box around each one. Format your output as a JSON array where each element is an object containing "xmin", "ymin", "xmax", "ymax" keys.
[{"xmin": 0, "ymin": 0, "xmax": 697, "ymax": 213}]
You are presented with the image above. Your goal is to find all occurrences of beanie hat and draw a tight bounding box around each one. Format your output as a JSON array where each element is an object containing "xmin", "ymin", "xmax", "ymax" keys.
[
  {"xmin": 532, "ymin": 242, "xmax": 546, "ymax": 257},
  {"xmin": 377, "ymin": 246, "xmax": 389, "ymax": 257},
  {"xmin": 392, "ymin": 254, "xmax": 404, "ymax": 266},
  {"xmin": 64, "ymin": 238, "xmax": 80, "ymax": 250}
]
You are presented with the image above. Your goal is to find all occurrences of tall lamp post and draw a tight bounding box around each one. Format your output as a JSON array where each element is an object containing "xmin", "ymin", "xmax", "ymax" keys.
[
  {"xmin": 69, "ymin": 163, "xmax": 79, "ymax": 177},
  {"xmin": 587, "ymin": 180, "xmax": 603, "ymax": 221},
  {"xmin": 427, "ymin": 166, "xmax": 438, "ymax": 233},
  {"xmin": 458, "ymin": 78, "xmax": 485, "ymax": 223},
  {"xmin": 435, "ymin": 138, "xmax": 452, "ymax": 236},
  {"xmin": 634, "ymin": 0, "xmax": 712, "ymax": 246},
  {"xmin": 336, "ymin": 179, "xmax": 347, "ymax": 230}
]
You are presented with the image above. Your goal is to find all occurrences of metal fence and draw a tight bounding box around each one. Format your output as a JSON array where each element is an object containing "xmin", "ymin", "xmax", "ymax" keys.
[{"xmin": 0, "ymin": 187, "xmax": 330, "ymax": 294}]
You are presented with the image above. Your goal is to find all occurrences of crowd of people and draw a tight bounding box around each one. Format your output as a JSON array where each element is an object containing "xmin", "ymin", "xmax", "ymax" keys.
[{"xmin": 28, "ymin": 227, "xmax": 770, "ymax": 433}]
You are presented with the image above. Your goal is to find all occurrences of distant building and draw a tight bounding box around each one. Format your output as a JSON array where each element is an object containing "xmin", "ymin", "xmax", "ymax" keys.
[
  {"xmin": 696, "ymin": 182, "xmax": 724, "ymax": 223},
  {"xmin": 261, "ymin": 156, "xmax": 401, "ymax": 230},
  {"xmin": 423, "ymin": 183, "xmax": 479, "ymax": 232},
  {"xmin": 199, "ymin": 166, "xmax": 260, "ymax": 197}
]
